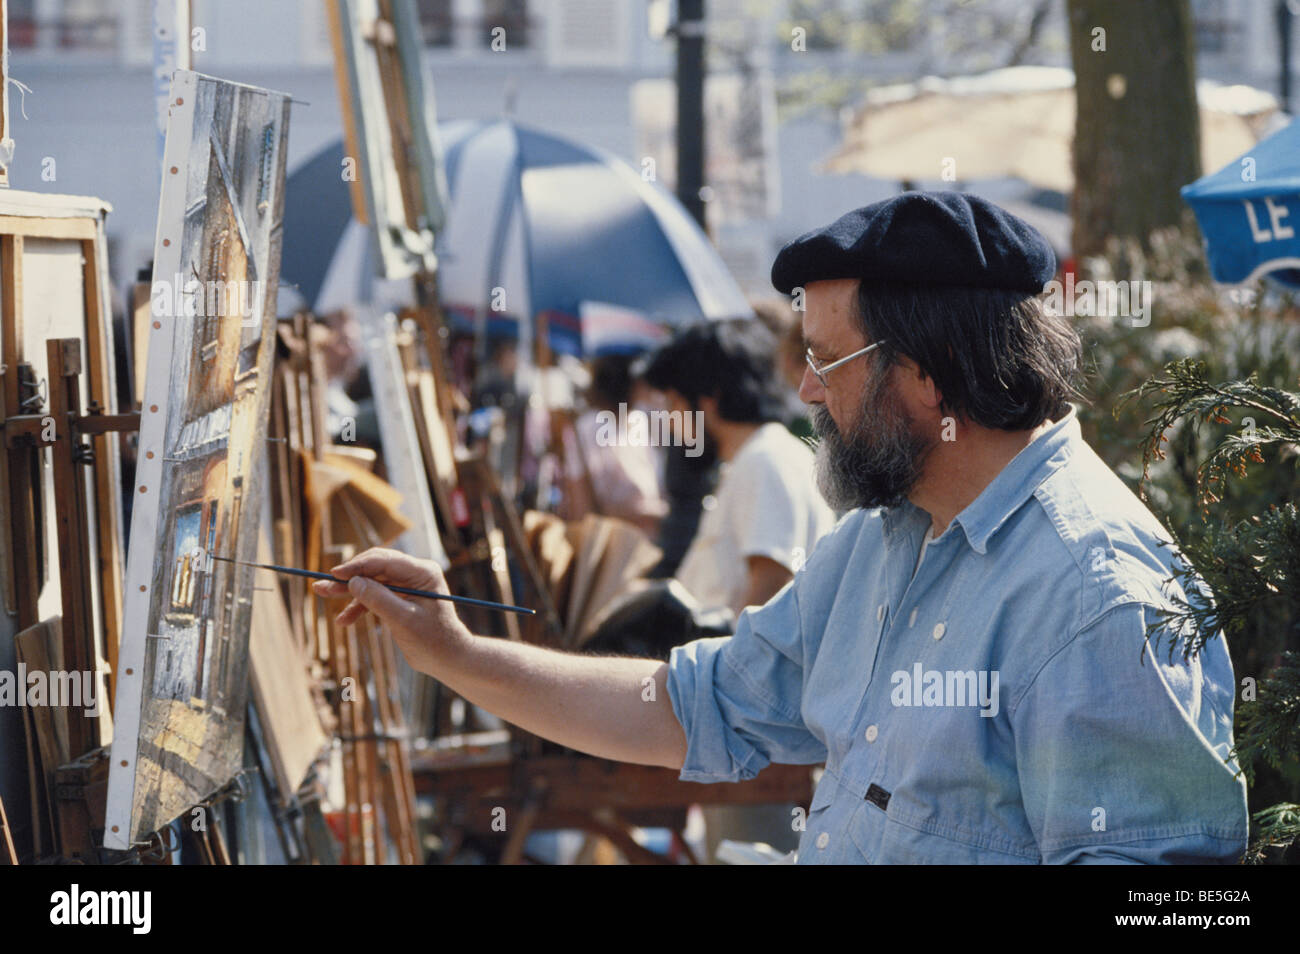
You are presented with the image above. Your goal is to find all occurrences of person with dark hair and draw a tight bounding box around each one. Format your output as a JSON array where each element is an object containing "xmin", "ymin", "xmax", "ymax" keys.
[
  {"xmin": 638, "ymin": 318, "xmax": 836, "ymax": 860},
  {"xmin": 314, "ymin": 191, "xmax": 1246, "ymax": 864},
  {"xmin": 751, "ymin": 296, "xmax": 816, "ymax": 441},
  {"xmin": 639, "ymin": 319, "xmax": 834, "ymax": 617},
  {"xmin": 570, "ymin": 353, "xmax": 668, "ymax": 534}
]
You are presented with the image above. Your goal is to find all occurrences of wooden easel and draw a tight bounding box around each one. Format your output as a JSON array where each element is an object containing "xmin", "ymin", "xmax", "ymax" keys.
[
  {"xmin": 267, "ymin": 316, "xmax": 422, "ymax": 863},
  {"xmin": 3, "ymin": 339, "xmax": 137, "ymax": 759},
  {"xmin": 0, "ymin": 200, "xmax": 127, "ymax": 724},
  {"xmin": 323, "ymin": 1, "xmax": 795, "ymax": 863},
  {"xmin": 1, "ymin": 337, "xmax": 136, "ymax": 863},
  {"xmin": 414, "ymin": 746, "xmax": 814, "ymax": 865}
]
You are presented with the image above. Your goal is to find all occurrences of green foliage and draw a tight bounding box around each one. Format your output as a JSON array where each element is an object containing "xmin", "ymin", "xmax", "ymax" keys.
[
  {"xmin": 1235, "ymin": 656, "xmax": 1300, "ymax": 786},
  {"xmin": 1246, "ymin": 802, "xmax": 1300, "ymax": 864},
  {"xmin": 1092, "ymin": 225, "xmax": 1300, "ymax": 862},
  {"xmin": 1137, "ymin": 508, "xmax": 1300, "ymax": 665},
  {"xmin": 1125, "ymin": 359, "xmax": 1300, "ymax": 515}
]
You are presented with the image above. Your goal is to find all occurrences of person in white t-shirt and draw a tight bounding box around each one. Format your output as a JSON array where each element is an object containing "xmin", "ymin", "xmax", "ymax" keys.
[
  {"xmin": 673, "ymin": 421, "xmax": 832, "ymax": 612},
  {"xmin": 640, "ymin": 318, "xmax": 836, "ymax": 860},
  {"xmin": 642, "ymin": 320, "xmax": 836, "ymax": 616}
]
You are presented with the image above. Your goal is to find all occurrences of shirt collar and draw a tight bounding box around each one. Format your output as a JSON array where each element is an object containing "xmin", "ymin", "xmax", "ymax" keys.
[{"xmin": 949, "ymin": 405, "xmax": 1081, "ymax": 554}]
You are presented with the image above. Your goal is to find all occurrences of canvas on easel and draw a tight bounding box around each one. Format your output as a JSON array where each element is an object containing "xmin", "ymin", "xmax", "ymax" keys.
[
  {"xmin": 357, "ymin": 307, "xmax": 447, "ymax": 567},
  {"xmin": 105, "ymin": 70, "xmax": 290, "ymax": 850},
  {"xmin": 326, "ymin": 0, "xmax": 447, "ymax": 280}
]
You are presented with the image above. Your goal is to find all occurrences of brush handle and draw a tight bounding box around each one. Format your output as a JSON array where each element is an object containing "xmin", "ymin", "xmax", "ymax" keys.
[{"xmin": 211, "ymin": 556, "xmax": 536, "ymax": 616}]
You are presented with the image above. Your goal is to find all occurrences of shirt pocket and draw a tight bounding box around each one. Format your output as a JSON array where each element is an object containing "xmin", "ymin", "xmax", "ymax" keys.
[{"xmin": 853, "ymin": 805, "xmax": 1039, "ymax": 865}]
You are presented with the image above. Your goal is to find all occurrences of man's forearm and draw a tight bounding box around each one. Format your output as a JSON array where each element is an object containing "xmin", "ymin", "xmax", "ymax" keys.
[
  {"xmin": 434, "ymin": 635, "xmax": 688, "ymax": 770},
  {"xmin": 317, "ymin": 549, "xmax": 690, "ymax": 770}
]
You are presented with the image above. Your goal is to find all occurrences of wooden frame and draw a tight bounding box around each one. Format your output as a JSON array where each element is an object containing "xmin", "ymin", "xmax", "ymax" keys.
[
  {"xmin": 414, "ymin": 746, "xmax": 815, "ymax": 865},
  {"xmin": 326, "ymin": 0, "xmax": 447, "ymax": 279},
  {"xmin": 0, "ymin": 192, "xmax": 124, "ymax": 774},
  {"xmin": 357, "ymin": 307, "xmax": 448, "ymax": 567}
]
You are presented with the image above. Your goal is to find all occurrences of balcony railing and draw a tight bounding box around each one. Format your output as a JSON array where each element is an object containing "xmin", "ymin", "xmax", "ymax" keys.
[{"xmin": 8, "ymin": 15, "xmax": 119, "ymax": 52}]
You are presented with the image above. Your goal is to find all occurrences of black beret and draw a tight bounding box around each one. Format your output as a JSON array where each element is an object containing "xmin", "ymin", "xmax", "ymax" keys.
[{"xmin": 771, "ymin": 191, "xmax": 1056, "ymax": 296}]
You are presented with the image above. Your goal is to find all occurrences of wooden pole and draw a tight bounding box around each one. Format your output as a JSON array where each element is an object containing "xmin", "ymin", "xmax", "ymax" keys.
[
  {"xmin": 1, "ymin": 235, "xmax": 40, "ymax": 626},
  {"xmin": 46, "ymin": 338, "xmax": 98, "ymax": 758}
]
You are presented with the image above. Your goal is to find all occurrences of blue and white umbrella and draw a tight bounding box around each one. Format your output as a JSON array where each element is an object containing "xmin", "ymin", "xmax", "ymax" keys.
[
  {"xmin": 282, "ymin": 121, "xmax": 752, "ymax": 355},
  {"xmin": 1181, "ymin": 118, "xmax": 1300, "ymax": 289},
  {"xmin": 436, "ymin": 119, "xmax": 752, "ymax": 356}
]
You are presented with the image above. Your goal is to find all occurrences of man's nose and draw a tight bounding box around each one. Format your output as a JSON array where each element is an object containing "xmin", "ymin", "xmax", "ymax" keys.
[{"xmin": 798, "ymin": 363, "xmax": 825, "ymax": 405}]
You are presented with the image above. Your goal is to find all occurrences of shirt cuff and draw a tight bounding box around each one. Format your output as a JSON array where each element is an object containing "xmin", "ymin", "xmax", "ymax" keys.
[{"xmin": 666, "ymin": 636, "xmax": 770, "ymax": 784}]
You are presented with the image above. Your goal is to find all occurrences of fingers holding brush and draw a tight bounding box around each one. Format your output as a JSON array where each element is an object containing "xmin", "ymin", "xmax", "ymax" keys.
[{"xmin": 311, "ymin": 548, "xmax": 472, "ymax": 674}]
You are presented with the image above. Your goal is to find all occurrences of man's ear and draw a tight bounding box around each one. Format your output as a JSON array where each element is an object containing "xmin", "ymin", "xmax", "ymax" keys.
[
  {"xmin": 895, "ymin": 355, "xmax": 943, "ymax": 411},
  {"xmin": 917, "ymin": 371, "xmax": 943, "ymax": 411}
]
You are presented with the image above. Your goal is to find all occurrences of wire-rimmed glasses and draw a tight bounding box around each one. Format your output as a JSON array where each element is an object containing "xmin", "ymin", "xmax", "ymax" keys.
[{"xmin": 805, "ymin": 339, "xmax": 887, "ymax": 388}]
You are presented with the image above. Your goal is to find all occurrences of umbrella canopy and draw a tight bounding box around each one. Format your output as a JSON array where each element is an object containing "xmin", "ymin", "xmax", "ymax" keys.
[
  {"xmin": 1181, "ymin": 118, "xmax": 1300, "ymax": 289},
  {"xmin": 282, "ymin": 121, "xmax": 752, "ymax": 356},
  {"xmin": 281, "ymin": 139, "xmax": 361, "ymax": 312},
  {"xmin": 436, "ymin": 119, "xmax": 751, "ymax": 356},
  {"xmin": 823, "ymin": 66, "xmax": 1281, "ymax": 194}
]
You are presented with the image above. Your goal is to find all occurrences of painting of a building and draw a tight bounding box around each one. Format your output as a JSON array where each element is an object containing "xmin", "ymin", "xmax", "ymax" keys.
[{"xmin": 108, "ymin": 71, "xmax": 290, "ymax": 848}]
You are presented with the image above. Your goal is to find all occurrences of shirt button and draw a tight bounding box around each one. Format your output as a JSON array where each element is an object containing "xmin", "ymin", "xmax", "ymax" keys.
[
  {"xmin": 877, "ymin": 604, "xmax": 886, "ymax": 621},
  {"xmin": 932, "ymin": 622, "xmax": 946, "ymax": 640},
  {"xmin": 865, "ymin": 724, "xmax": 878, "ymax": 742},
  {"xmin": 816, "ymin": 832, "xmax": 829, "ymax": 849}
]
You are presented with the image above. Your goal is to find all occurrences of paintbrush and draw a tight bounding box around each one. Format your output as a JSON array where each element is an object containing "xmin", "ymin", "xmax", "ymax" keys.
[{"xmin": 210, "ymin": 555, "xmax": 536, "ymax": 616}]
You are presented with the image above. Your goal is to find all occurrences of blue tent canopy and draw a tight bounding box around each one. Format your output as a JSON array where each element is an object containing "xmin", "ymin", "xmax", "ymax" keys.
[{"xmin": 1181, "ymin": 119, "xmax": 1300, "ymax": 289}]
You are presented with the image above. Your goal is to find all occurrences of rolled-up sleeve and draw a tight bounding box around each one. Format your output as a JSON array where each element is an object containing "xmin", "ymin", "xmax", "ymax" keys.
[
  {"xmin": 666, "ymin": 580, "xmax": 827, "ymax": 783},
  {"xmin": 1011, "ymin": 601, "xmax": 1249, "ymax": 864}
]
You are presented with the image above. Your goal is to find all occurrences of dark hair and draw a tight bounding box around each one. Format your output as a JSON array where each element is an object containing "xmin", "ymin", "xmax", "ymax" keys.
[
  {"xmin": 639, "ymin": 318, "xmax": 786, "ymax": 424},
  {"xmin": 586, "ymin": 354, "xmax": 635, "ymax": 410},
  {"xmin": 854, "ymin": 282, "xmax": 1083, "ymax": 431}
]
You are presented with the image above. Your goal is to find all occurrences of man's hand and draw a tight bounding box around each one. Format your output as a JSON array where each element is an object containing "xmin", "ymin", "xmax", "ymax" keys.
[
  {"xmin": 313, "ymin": 547, "xmax": 688, "ymax": 770},
  {"xmin": 312, "ymin": 548, "xmax": 471, "ymax": 674}
]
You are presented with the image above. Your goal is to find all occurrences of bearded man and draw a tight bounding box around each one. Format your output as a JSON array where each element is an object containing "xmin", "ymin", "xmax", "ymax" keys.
[{"xmin": 315, "ymin": 192, "xmax": 1248, "ymax": 864}]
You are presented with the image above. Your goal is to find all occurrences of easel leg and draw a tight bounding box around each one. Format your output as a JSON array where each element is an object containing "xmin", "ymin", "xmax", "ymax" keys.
[{"xmin": 500, "ymin": 797, "xmax": 541, "ymax": 865}]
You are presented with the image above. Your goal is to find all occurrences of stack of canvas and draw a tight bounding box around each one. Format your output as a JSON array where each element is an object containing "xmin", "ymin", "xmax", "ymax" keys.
[{"xmin": 522, "ymin": 511, "xmax": 662, "ymax": 650}]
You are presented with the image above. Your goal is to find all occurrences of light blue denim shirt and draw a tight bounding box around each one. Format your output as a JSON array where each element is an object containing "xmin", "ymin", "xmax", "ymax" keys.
[{"xmin": 666, "ymin": 408, "xmax": 1249, "ymax": 864}]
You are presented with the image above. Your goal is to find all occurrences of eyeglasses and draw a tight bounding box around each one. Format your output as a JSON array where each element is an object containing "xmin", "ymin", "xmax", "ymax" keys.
[{"xmin": 805, "ymin": 339, "xmax": 887, "ymax": 388}]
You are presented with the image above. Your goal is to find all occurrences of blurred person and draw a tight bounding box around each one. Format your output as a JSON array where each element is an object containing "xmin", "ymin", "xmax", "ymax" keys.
[
  {"xmin": 643, "ymin": 415, "xmax": 719, "ymax": 580},
  {"xmin": 639, "ymin": 319, "xmax": 835, "ymax": 616},
  {"xmin": 570, "ymin": 353, "xmax": 668, "ymax": 535},
  {"xmin": 636, "ymin": 318, "xmax": 837, "ymax": 860},
  {"xmin": 311, "ymin": 308, "xmax": 380, "ymax": 449},
  {"xmin": 752, "ymin": 296, "xmax": 816, "ymax": 443},
  {"xmin": 312, "ymin": 192, "xmax": 1246, "ymax": 864},
  {"xmin": 473, "ymin": 337, "xmax": 521, "ymax": 413}
]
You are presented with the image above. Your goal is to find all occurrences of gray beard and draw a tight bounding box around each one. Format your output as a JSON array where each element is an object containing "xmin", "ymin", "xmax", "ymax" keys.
[{"xmin": 811, "ymin": 369, "xmax": 932, "ymax": 512}]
